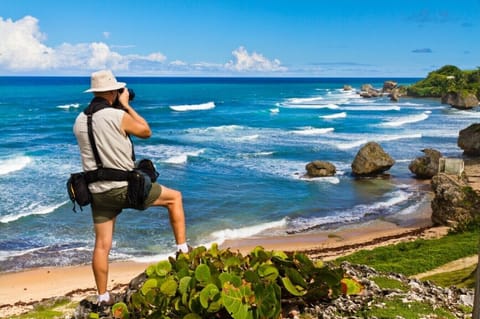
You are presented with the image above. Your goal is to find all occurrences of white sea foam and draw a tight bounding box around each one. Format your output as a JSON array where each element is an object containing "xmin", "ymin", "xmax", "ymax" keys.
[
  {"xmin": 0, "ymin": 156, "xmax": 32, "ymax": 175},
  {"xmin": 290, "ymin": 189, "xmax": 412, "ymax": 231},
  {"xmin": 335, "ymin": 133, "xmax": 422, "ymax": 150},
  {"xmin": 169, "ymin": 101, "xmax": 215, "ymax": 111},
  {"xmin": 208, "ymin": 218, "xmax": 288, "ymax": 245},
  {"xmin": 234, "ymin": 134, "xmax": 259, "ymax": 142},
  {"xmin": 321, "ymin": 112, "xmax": 347, "ymax": 119},
  {"xmin": 0, "ymin": 201, "xmax": 68, "ymax": 223},
  {"xmin": 342, "ymin": 105, "xmax": 401, "ymax": 111},
  {"xmin": 299, "ymin": 176, "xmax": 340, "ymax": 184},
  {"xmin": 379, "ymin": 112, "xmax": 430, "ymax": 127},
  {"xmin": 56, "ymin": 103, "xmax": 80, "ymax": 109},
  {"xmin": 286, "ymin": 97, "xmax": 324, "ymax": 104},
  {"xmin": 291, "ymin": 127, "xmax": 334, "ymax": 135},
  {"xmin": 239, "ymin": 151, "xmax": 274, "ymax": 158},
  {"xmin": 336, "ymin": 139, "xmax": 369, "ymax": 150},
  {"xmin": 282, "ymin": 103, "xmax": 340, "ymax": 109},
  {"xmin": 195, "ymin": 125, "xmax": 244, "ymax": 133},
  {"xmin": 164, "ymin": 149, "xmax": 205, "ymax": 164},
  {"xmin": 0, "ymin": 245, "xmax": 49, "ymax": 261},
  {"xmin": 270, "ymin": 108, "xmax": 280, "ymax": 113}
]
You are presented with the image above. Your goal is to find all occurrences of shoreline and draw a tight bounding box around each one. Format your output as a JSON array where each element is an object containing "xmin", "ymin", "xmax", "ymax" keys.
[{"xmin": 0, "ymin": 200, "xmax": 439, "ymax": 317}]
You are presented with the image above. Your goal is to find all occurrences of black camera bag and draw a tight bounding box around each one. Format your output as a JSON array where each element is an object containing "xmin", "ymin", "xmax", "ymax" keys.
[{"xmin": 67, "ymin": 172, "xmax": 91, "ymax": 211}]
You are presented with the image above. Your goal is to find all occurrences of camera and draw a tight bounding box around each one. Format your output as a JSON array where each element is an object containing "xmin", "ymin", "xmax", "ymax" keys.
[{"xmin": 118, "ymin": 88, "xmax": 135, "ymax": 101}]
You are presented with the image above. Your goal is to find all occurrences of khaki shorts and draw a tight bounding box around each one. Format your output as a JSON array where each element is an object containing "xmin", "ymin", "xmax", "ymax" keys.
[{"xmin": 91, "ymin": 183, "xmax": 162, "ymax": 224}]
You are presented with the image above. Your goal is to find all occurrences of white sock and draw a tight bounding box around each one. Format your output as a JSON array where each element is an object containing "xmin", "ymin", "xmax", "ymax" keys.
[
  {"xmin": 177, "ymin": 242, "xmax": 189, "ymax": 253},
  {"xmin": 98, "ymin": 291, "xmax": 110, "ymax": 303}
]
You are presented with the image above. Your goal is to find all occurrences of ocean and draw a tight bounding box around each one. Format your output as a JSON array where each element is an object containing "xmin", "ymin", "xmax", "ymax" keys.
[{"xmin": 0, "ymin": 76, "xmax": 477, "ymax": 273}]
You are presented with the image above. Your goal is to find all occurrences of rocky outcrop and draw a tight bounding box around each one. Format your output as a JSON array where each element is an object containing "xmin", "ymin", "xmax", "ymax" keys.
[
  {"xmin": 408, "ymin": 148, "xmax": 442, "ymax": 179},
  {"xmin": 359, "ymin": 84, "xmax": 381, "ymax": 98},
  {"xmin": 458, "ymin": 123, "xmax": 480, "ymax": 156},
  {"xmin": 389, "ymin": 88, "xmax": 400, "ymax": 101},
  {"xmin": 442, "ymin": 92, "xmax": 479, "ymax": 109},
  {"xmin": 305, "ymin": 160, "xmax": 336, "ymax": 178},
  {"xmin": 382, "ymin": 81, "xmax": 397, "ymax": 93},
  {"xmin": 343, "ymin": 85, "xmax": 352, "ymax": 91},
  {"xmin": 351, "ymin": 142, "xmax": 395, "ymax": 176},
  {"xmin": 430, "ymin": 173, "xmax": 480, "ymax": 227}
]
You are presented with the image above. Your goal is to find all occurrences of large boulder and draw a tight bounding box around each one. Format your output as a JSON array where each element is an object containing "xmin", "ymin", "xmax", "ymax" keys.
[
  {"xmin": 442, "ymin": 92, "xmax": 479, "ymax": 109},
  {"xmin": 305, "ymin": 160, "xmax": 336, "ymax": 178},
  {"xmin": 431, "ymin": 173, "xmax": 480, "ymax": 226},
  {"xmin": 408, "ymin": 149, "xmax": 442, "ymax": 179},
  {"xmin": 351, "ymin": 142, "xmax": 395, "ymax": 176},
  {"xmin": 458, "ymin": 123, "xmax": 480, "ymax": 156}
]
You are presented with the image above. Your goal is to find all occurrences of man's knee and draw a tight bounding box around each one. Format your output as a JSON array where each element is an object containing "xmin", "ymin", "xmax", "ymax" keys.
[{"xmin": 173, "ymin": 189, "xmax": 182, "ymax": 202}]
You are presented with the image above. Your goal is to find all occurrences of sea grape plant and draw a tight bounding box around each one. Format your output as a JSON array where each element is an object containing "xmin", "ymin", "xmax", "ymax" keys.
[{"xmin": 117, "ymin": 244, "xmax": 362, "ymax": 319}]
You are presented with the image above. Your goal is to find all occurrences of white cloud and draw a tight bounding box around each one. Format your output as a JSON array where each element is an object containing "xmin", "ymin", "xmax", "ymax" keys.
[
  {"xmin": 0, "ymin": 16, "xmax": 288, "ymax": 75},
  {"xmin": 0, "ymin": 16, "xmax": 56, "ymax": 70},
  {"xmin": 0, "ymin": 16, "xmax": 164, "ymax": 73},
  {"xmin": 225, "ymin": 46, "xmax": 287, "ymax": 72}
]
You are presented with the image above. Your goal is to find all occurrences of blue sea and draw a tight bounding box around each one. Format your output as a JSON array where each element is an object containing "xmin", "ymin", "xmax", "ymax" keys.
[{"xmin": 0, "ymin": 76, "xmax": 477, "ymax": 273}]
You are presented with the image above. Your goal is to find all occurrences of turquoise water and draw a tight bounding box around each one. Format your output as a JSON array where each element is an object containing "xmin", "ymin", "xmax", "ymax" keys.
[{"xmin": 0, "ymin": 77, "xmax": 476, "ymax": 272}]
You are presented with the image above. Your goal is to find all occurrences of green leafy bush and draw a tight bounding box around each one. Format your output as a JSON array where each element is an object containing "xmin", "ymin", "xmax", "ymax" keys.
[
  {"xmin": 407, "ymin": 65, "xmax": 480, "ymax": 99},
  {"xmin": 117, "ymin": 244, "xmax": 361, "ymax": 319}
]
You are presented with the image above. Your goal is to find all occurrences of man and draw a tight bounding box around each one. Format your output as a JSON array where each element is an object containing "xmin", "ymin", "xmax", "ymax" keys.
[{"xmin": 73, "ymin": 70, "xmax": 189, "ymax": 306}]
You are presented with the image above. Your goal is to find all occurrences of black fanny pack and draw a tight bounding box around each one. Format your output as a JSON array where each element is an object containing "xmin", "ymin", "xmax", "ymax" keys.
[{"xmin": 67, "ymin": 159, "xmax": 159, "ymax": 212}]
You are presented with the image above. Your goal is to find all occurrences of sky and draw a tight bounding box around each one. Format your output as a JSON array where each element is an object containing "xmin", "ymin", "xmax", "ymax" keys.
[{"xmin": 0, "ymin": 0, "xmax": 478, "ymax": 77}]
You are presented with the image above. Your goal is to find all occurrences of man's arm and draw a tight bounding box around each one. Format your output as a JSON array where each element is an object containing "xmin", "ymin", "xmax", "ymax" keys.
[{"xmin": 118, "ymin": 89, "xmax": 151, "ymax": 138}]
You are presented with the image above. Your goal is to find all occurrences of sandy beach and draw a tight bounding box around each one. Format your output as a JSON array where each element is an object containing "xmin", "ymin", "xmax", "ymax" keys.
[{"xmin": 0, "ymin": 200, "xmax": 445, "ymax": 317}]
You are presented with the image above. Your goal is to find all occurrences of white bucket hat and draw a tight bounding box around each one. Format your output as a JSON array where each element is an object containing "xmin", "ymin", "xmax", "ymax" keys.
[{"xmin": 84, "ymin": 70, "xmax": 126, "ymax": 92}]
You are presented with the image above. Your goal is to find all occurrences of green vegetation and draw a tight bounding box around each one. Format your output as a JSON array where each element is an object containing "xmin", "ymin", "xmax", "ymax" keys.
[
  {"xmin": 7, "ymin": 297, "xmax": 75, "ymax": 319},
  {"xmin": 358, "ymin": 299, "xmax": 457, "ymax": 319},
  {"xmin": 371, "ymin": 276, "xmax": 408, "ymax": 292},
  {"xmin": 423, "ymin": 264, "xmax": 477, "ymax": 288},
  {"xmin": 116, "ymin": 244, "xmax": 361, "ymax": 319},
  {"xmin": 407, "ymin": 65, "xmax": 480, "ymax": 99},
  {"xmin": 8, "ymin": 228, "xmax": 478, "ymax": 319},
  {"xmin": 334, "ymin": 228, "xmax": 479, "ymax": 276}
]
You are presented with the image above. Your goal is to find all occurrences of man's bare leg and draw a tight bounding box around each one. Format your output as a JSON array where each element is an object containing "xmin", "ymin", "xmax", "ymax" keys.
[
  {"xmin": 153, "ymin": 186, "xmax": 186, "ymax": 246},
  {"xmin": 92, "ymin": 218, "xmax": 115, "ymax": 296}
]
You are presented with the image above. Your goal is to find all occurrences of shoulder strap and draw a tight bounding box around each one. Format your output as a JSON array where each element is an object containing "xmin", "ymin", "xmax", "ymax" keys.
[
  {"xmin": 84, "ymin": 97, "xmax": 135, "ymax": 168},
  {"xmin": 87, "ymin": 114, "xmax": 103, "ymax": 168}
]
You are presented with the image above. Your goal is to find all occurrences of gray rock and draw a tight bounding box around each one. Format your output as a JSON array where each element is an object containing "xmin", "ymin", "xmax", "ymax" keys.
[
  {"xmin": 458, "ymin": 123, "xmax": 480, "ymax": 156},
  {"xmin": 430, "ymin": 173, "xmax": 480, "ymax": 226},
  {"xmin": 351, "ymin": 142, "xmax": 395, "ymax": 176},
  {"xmin": 305, "ymin": 160, "xmax": 336, "ymax": 177},
  {"xmin": 408, "ymin": 148, "xmax": 442, "ymax": 179},
  {"xmin": 442, "ymin": 92, "xmax": 479, "ymax": 109}
]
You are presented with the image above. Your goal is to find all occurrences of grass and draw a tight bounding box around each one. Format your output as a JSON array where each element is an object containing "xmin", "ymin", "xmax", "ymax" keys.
[
  {"xmin": 334, "ymin": 228, "xmax": 479, "ymax": 276},
  {"xmin": 358, "ymin": 299, "xmax": 459, "ymax": 319},
  {"xmin": 6, "ymin": 298, "xmax": 76, "ymax": 319},
  {"xmin": 370, "ymin": 275, "xmax": 409, "ymax": 291},
  {"xmin": 423, "ymin": 264, "xmax": 477, "ymax": 288}
]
